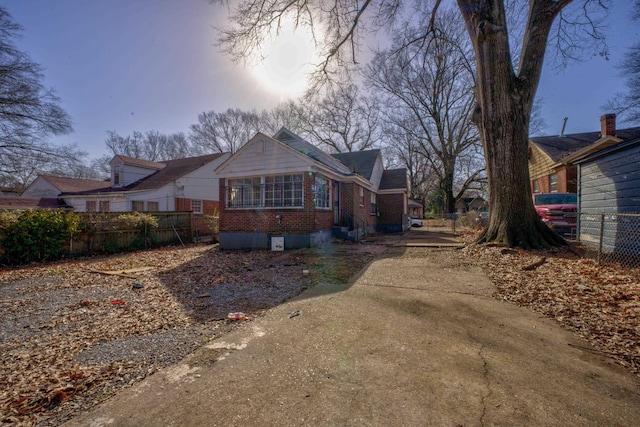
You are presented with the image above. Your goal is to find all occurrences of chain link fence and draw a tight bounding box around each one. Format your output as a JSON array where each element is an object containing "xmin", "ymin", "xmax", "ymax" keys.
[{"xmin": 577, "ymin": 212, "xmax": 640, "ymax": 267}]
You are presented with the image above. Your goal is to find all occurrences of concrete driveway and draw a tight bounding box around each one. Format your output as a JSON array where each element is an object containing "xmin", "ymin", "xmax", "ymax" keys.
[{"xmin": 66, "ymin": 246, "xmax": 640, "ymax": 427}]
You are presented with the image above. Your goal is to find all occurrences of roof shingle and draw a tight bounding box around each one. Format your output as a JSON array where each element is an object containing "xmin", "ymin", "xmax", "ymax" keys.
[{"xmin": 331, "ymin": 150, "xmax": 380, "ymax": 180}]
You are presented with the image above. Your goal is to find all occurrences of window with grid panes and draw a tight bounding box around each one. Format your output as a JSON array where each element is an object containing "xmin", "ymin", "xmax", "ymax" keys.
[
  {"xmin": 147, "ymin": 201, "xmax": 159, "ymax": 211},
  {"xmin": 228, "ymin": 177, "xmax": 262, "ymax": 208},
  {"xmin": 191, "ymin": 199, "xmax": 203, "ymax": 214},
  {"xmin": 265, "ymin": 175, "xmax": 303, "ymax": 207},
  {"xmin": 86, "ymin": 201, "xmax": 97, "ymax": 212},
  {"xmin": 314, "ymin": 176, "xmax": 330, "ymax": 209},
  {"xmin": 99, "ymin": 201, "xmax": 110, "ymax": 212},
  {"xmin": 132, "ymin": 201, "xmax": 144, "ymax": 211}
]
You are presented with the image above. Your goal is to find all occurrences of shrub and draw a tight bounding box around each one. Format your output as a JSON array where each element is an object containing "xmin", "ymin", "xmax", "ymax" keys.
[
  {"xmin": 117, "ymin": 212, "xmax": 159, "ymax": 250},
  {"xmin": 117, "ymin": 212, "xmax": 159, "ymax": 229},
  {"xmin": 0, "ymin": 209, "xmax": 80, "ymax": 265}
]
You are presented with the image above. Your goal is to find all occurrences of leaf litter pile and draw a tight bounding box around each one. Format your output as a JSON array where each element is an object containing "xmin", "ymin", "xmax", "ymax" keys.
[
  {"xmin": 461, "ymin": 237, "xmax": 640, "ymax": 378},
  {"xmin": 0, "ymin": 242, "xmax": 383, "ymax": 426},
  {"xmin": 2, "ymin": 235, "xmax": 639, "ymax": 425}
]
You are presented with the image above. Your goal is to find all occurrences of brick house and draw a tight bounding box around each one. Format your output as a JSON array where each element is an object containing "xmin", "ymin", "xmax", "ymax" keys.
[
  {"xmin": 214, "ymin": 128, "xmax": 408, "ymax": 250},
  {"xmin": 528, "ymin": 114, "xmax": 640, "ymax": 194}
]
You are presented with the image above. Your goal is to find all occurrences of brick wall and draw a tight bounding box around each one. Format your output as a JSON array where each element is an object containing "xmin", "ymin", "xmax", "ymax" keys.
[
  {"xmin": 338, "ymin": 183, "xmax": 377, "ymax": 227},
  {"xmin": 175, "ymin": 197, "xmax": 220, "ymax": 215},
  {"xmin": 378, "ymin": 193, "xmax": 405, "ymax": 225},
  {"xmin": 530, "ymin": 165, "xmax": 577, "ymax": 194}
]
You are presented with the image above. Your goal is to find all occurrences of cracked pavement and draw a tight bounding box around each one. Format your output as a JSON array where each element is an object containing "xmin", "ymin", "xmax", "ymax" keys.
[{"xmin": 66, "ymin": 247, "xmax": 640, "ymax": 426}]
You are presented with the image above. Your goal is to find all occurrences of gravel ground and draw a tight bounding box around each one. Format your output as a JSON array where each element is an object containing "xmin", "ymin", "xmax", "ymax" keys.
[
  {"xmin": 5, "ymin": 234, "xmax": 636, "ymax": 426},
  {"xmin": 0, "ymin": 241, "xmax": 384, "ymax": 426}
]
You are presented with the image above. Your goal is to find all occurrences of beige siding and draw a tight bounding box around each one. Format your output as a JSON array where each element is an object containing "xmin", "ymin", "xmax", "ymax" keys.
[
  {"xmin": 21, "ymin": 177, "xmax": 61, "ymax": 198},
  {"xmin": 219, "ymin": 136, "xmax": 314, "ymax": 178},
  {"xmin": 529, "ymin": 143, "xmax": 555, "ymax": 180}
]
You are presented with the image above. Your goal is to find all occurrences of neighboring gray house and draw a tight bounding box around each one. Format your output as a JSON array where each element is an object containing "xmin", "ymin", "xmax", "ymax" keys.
[
  {"xmin": 572, "ymin": 136, "xmax": 640, "ymax": 258},
  {"xmin": 575, "ymin": 138, "xmax": 640, "ymax": 214}
]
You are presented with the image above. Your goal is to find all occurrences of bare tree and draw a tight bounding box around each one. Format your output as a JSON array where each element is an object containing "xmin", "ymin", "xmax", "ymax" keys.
[
  {"xmin": 366, "ymin": 8, "xmax": 483, "ymax": 214},
  {"xmin": 259, "ymin": 101, "xmax": 306, "ymax": 136},
  {"xmin": 0, "ymin": 7, "xmax": 74, "ymax": 188},
  {"xmin": 383, "ymin": 122, "xmax": 438, "ymax": 208},
  {"xmin": 603, "ymin": 1, "xmax": 640, "ymax": 124},
  {"xmin": 104, "ymin": 130, "xmax": 199, "ymax": 162},
  {"xmin": 215, "ymin": 0, "xmax": 609, "ymax": 248},
  {"xmin": 1, "ymin": 143, "xmax": 89, "ymax": 192},
  {"xmin": 301, "ymin": 84, "xmax": 381, "ymax": 153},
  {"xmin": 189, "ymin": 108, "xmax": 261, "ymax": 153}
]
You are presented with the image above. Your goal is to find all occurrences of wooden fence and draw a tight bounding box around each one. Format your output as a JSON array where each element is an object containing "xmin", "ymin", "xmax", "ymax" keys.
[{"xmin": 66, "ymin": 212, "xmax": 193, "ymax": 256}]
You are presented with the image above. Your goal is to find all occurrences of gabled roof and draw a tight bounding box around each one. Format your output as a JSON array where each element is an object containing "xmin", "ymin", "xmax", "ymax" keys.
[
  {"xmin": 379, "ymin": 168, "xmax": 407, "ymax": 191},
  {"xmin": 530, "ymin": 127, "xmax": 640, "ymax": 162},
  {"xmin": 0, "ymin": 197, "xmax": 71, "ymax": 210},
  {"xmin": 63, "ymin": 153, "xmax": 226, "ymax": 195},
  {"xmin": 39, "ymin": 175, "xmax": 111, "ymax": 193},
  {"xmin": 331, "ymin": 150, "xmax": 381, "ymax": 181},
  {"xmin": 111, "ymin": 155, "xmax": 166, "ymax": 170},
  {"xmin": 124, "ymin": 153, "xmax": 225, "ymax": 192},
  {"xmin": 573, "ymin": 136, "xmax": 640, "ymax": 164},
  {"xmin": 273, "ymin": 128, "xmax": 353, "ymax": 175},
  {"xmin": 530, "ymin": 132, "xmax": 600, "ymax": 162}
]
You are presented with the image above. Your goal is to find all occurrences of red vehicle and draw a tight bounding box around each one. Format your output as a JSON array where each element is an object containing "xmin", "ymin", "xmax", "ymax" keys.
[{"xmin": 532, "ymin": 193, "xmax": 577, "ymax": 237}]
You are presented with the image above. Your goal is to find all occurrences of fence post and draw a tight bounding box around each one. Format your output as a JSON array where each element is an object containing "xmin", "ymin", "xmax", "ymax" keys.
[
  {"xmin": 597, "ymin": 214, "xmax": 605, "ymax": 265},
  {"xmin": 195, "ymin": 216, "xmax": 199, "ymax": 243}
]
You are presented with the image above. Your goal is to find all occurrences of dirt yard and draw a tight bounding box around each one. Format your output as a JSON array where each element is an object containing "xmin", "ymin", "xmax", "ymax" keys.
[
  {"xmin": 0, "ymin": 241, "xmax": 385, "ymax": 426},
  {"xmin": 1, "ymin": 234, "xmax": 639, "ymax": 426}
]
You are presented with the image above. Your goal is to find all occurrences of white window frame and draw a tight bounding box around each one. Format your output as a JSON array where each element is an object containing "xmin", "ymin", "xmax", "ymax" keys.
[
  {"xmin": 313, "ymin": 175, "xmax": 330, "ymax": 209},
  {"xmin": 370, "ymin": 192, "xmax": 377, "ymax": 215},
  {"xmin": 191, "ymin": 199, "xmax": 203, "ymax": 214},
  {"xmin": 265, "ymin": 175, "xmax": 303, "ymax": 207},
  {"xmin": 228, "ymin": 174, "xmax": 304, "ymax": 209},
  {"xmin": 550, "ymin": 174, "xmax": 558, "ymax": 192},
  {"xmin": 113, "ymin": 165, "xmax": 121, "ymax": 186}
]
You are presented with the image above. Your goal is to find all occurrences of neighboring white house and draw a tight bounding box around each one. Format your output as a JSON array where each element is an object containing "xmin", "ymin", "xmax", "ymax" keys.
[
  {"xmin": 60, "ymin": 154, "xmax": 230, "ymax": 214},
  {"xmin": 22, "ymin": 153, "xmax": 229, "ymax": 215},
  {"xmin": 21, "ymin": 175, "xmax": 110, "ymax": 198}
]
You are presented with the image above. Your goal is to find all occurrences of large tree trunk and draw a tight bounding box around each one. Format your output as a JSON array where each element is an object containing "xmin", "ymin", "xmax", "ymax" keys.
[
  {"xmin": 457, "ymin": 0, "xmax": 569, "ymax": 249},
  {"xmin": 476, "ymin": 100, "xmax": 564, "ymax": 248}
]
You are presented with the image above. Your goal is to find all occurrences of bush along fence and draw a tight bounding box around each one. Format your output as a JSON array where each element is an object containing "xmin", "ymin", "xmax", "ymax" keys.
[
  {"xmin": 577, "ymin": 212, "xmax": 640, "ymax": 267},
  {"xmin": 0, "ymin": 210, "xmax": 194, "ymax": 265}
]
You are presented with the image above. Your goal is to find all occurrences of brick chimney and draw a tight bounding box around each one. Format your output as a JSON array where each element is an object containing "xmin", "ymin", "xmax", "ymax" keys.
[{"xmin": 600, "ymin": 113, "xmax": 616, "ymax": 137}]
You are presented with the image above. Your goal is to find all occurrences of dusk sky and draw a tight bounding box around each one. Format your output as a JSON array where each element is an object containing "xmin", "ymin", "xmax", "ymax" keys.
[{"xmin": 4, "ymin": 0, "xmax": 639, "ymax": 160}]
